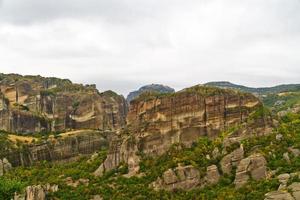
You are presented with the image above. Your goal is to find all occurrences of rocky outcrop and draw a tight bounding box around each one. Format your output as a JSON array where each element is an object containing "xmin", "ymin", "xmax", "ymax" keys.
[
  {"xmin": 1, "ymin": 130, "xmax": 109, "ymax": 167},
  {"xmin": 0, "ymin": 73, "xmax": 127, "ymax": 133},
  {"xmin": 265, "ymin": 182, "xmax": 300, "ymax": 200},
  {"xmin": 278, "ymin": 173, "xmax": 291, "ymax": 190},
  {"xmin": 14, "ymin": 184, "xmax": 58, "ymax": 200},
  {"xmin": 150, "ymin": 164, "xmax": 220, "ymax": 191},
  {"xmin": 265, "ymin": 191, "xmax": 295, "ymax": 200},
  {"xmin": 126, "ymin": 84, "xmax": 175, "ymax": 103},
  {"xmin": 234, "ymin": 153, "xmax": 267, "ymax": 188},
  {"xmin": 288, "ymin": 183, "xmax": 300, "ymax": 200},
  {"xmin": 65, "ymin": 177, "xmax": 89, "ymax": 187},
  {"xmin": 94, "ymin": 135, "xmax": 140, "ymax": 177},
  {"xmin": 220, "ymin": 146, "xmax": 244, "ymax": 175},
  {"xmin": 150, "ymin": 165, "xmax": 200, "ymax": 191},
  {"xmin": 0, "ymin": 158, "xmax": 12, "ymax": 176},
  {"xmin": 26, "ymin": 185, "xmax": 46, "ymax": 200},
  {"xmin": 205, "ymin": 165, "xmax": 220, "ymax": 185},
  {"xmin": 127, "ymin": 85, "xmax": 270, "ymax": 156}
]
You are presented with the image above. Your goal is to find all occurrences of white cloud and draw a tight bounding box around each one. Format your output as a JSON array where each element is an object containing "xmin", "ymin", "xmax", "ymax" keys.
[{"xmin": 0, "ymin": 0, "xmax": 299, "ymax": 95}]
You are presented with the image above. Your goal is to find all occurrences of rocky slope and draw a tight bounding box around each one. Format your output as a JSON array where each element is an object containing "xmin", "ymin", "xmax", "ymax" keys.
[
  {"xmin": 0, "ymin": 73, "xmax": 127, "ymax": 133},
  {"xmin": 126, "ymin": 84, "xmax": 175, "ymax": 103}
]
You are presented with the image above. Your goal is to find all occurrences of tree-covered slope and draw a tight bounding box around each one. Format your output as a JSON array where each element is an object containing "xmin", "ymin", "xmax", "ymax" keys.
[{"xmin": 1, "ymin": 111, "xmax": 299, "ymax": 200}]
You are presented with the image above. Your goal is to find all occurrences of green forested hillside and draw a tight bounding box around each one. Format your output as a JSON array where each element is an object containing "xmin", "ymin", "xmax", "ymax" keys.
[{"xmin": 1, "ymin": 113, "xmax": 300, "ymax": 199}]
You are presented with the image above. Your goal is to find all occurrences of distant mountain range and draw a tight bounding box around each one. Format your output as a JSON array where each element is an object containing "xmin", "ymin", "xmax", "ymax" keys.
[
  {"xmin": 126, "ymin": 84, "xmax": 175, "ymax": 102},
  {"xmin": 204, "ymin": 81, "xmax": 300, "ymax": 95},
  {"xmin": 126, "ymin": 82, "xmax": 300, "ymax": 103}
]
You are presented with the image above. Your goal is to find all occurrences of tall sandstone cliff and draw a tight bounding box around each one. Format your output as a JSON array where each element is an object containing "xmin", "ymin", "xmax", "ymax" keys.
[
  {"xmin": 127, "ymin": 86, "xmax": 271, "ymax": 155},
  {"xmin": 0, "ymin": 73, "xmax": 127, "ymax": 133},
  {"xmin": 96, "ymin": 86, "xmax": 272, "ymax": 176},
  {"xmin": 0, "ymin": 130, "xmax": 110, "ymax": 167}
]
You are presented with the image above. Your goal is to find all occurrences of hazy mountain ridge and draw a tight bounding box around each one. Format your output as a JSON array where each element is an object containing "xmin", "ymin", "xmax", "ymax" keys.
[
  {"xmin": 126, "ymin": 84, "xmax": 175, "ymax": 103},
  {"xmin": 205, "ymin": 81, "xmax": 300, "ymax": 95}
]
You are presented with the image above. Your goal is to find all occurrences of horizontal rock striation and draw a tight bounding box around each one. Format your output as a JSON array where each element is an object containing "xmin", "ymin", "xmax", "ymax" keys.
[
  {"xmin": 0, "ymin": 130, "xmax": 110, "ymax": 167},
  {"xmin": 127, "ymin": 86, "xmax": 270, "ymax": 156},
  {"xmin": 94, "ymin": 135, "xmax": 140, "ymax": 177},
  {"xmin": 234, "ymin": 153, "xmax": 267, "ymax": 188},
  {"xmin": 0, "ymin": 73, "xmax": 127, "ymax": 133},
  {"xmin": 96, "ymin": 85, "xmax": 272, "ymax": 178}
]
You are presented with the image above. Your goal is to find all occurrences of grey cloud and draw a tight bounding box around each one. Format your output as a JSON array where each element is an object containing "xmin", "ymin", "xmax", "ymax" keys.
[
  {"xmin": 0, "ymin": 0, "xmax": 185, "ymax": 25},
  {"xmin": 0, "ymin": 0, "xmax": 299, "ymax": 95}
]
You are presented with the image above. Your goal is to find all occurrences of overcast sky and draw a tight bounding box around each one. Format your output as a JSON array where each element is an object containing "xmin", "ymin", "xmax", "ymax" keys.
[{"xmin": 0, "ymin": 0, "xmax": 299, "ymax": 95}]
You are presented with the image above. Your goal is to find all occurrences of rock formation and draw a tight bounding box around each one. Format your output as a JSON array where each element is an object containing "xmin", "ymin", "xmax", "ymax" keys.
[
  {"xmin": 0, "ymin": 157, "xmax": 12, "ymax": 176},
  {"xmin": 1, "ymin": 130, "xmax": 109, "ymax": 167},
  {"xmin": 14, "ymin": 184, "xmax": 58, "ymax": 200},
  {"xmin": 94, "ymin": 135, "xmax": 140, "ymax": 177},
  {"xmin": 96, "ymin": 85, "xmax": 271, "ymax": 177},
  {"xmin": 205, "ymin": 165, "xmax": 220, "ymax": 185},
  {"xmin": 127, "ymin": 85, "xmax": 270, "ymax": 156},
  {"xmin": 150, "ymin": 164, "xmax": 220, "ymax": 191},
  {"xmin": 265, "ymin": 182, "xmax": 300, "ymax": 200},
  {"xmin": 234, "ymin": 153, "xmax": 267, "ymax": 188},
  {"xmin": 0, "ymin": 73, "xmax": 127, "ymax": 133},
  {"xmin": 150, "ymin": 164, "xmax": 201, "ymax": 191},
  {"xmin": 26, "ymin": 185, "xmax": 46, "ymax": 200},
  {"xmin": 220, "ymin": 146, "xmax": 244, "ymax": 175},
  {"xmin": 265, "ymin": 191, "xmax": 295, "ymax": 200}
]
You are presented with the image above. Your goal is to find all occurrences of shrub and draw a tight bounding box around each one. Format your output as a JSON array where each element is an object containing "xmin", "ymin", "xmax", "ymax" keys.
[{"xmin": 0, "ymin": 177, "xmax": 24, "ymax": 199}]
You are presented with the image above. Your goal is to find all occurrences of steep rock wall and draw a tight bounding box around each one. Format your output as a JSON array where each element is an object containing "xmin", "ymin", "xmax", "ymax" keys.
[
  {"xmin": 0, "ymin": 73, "xmax": 127, "ymax": 133},
  {"xmin": 96, "ymin": 86, "xmax": 272, "ymax": 176},
  {"xmin": 0, "ymin": 130, "xmax": 110, "ymax": 167},
  {"xmin": 127, "ymin": 86, "xmax": 269, "ymax": 156}
]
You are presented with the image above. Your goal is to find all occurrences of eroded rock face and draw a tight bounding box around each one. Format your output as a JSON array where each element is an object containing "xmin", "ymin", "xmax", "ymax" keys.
[
  {"xmin": 94, "ymin": 135, "xmax": 140, "ymax": 177},
  {"xmin": 151, "ymin": 165, "xmax": 200, "ymax": 191},
  {"xmin": 220, "ymin": 146, "xmax": 244, "ymax": 175},
  {"xmin": 1, "ymin": 130, "xmax": 109, "ymax": 167},
  {"xmin": 278, "ymin": 173, "xmax": 291, "ymax": 190},
  {"xmin": 26, "ymin": 185, "xmax": 46, "ymax": 200},
  {"xmin": 205, "ymin": 165, "xmax": 220, "ymax": 185},
  {"xmin": 96, "ymin": 86, "xmax": 271, "ymax": 178},
  {"xmin": 234, "ymin": 153, "xmax": 267, "ymax": 188},
  {"xmin": 151, "ymin": 164, "xmax": 221, "ymax": 191},
  {"xmin": 127, "ymin": 86, "xmax": 270, "ymax": 156},
  {"xmin": 21, "ymin": 184, "xmax": 58, "ymax": 200},
  {"xmin": 0, "ymin": 158, "xmax": 12, "ymax": 176},
  {"xmin": 265, "ymin": 191, "xmax": 295, "ymax": 200},
  {"xmin": 0, "ymin": 73, "xmax": 127, "ymax": 133},
  {"xmin": 288, "ymin": 183, "xmax": 300, "ymax": 200},
  {"xmin": 265, "ymin": 182, "xmax": 300, "ymax": 200}
]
